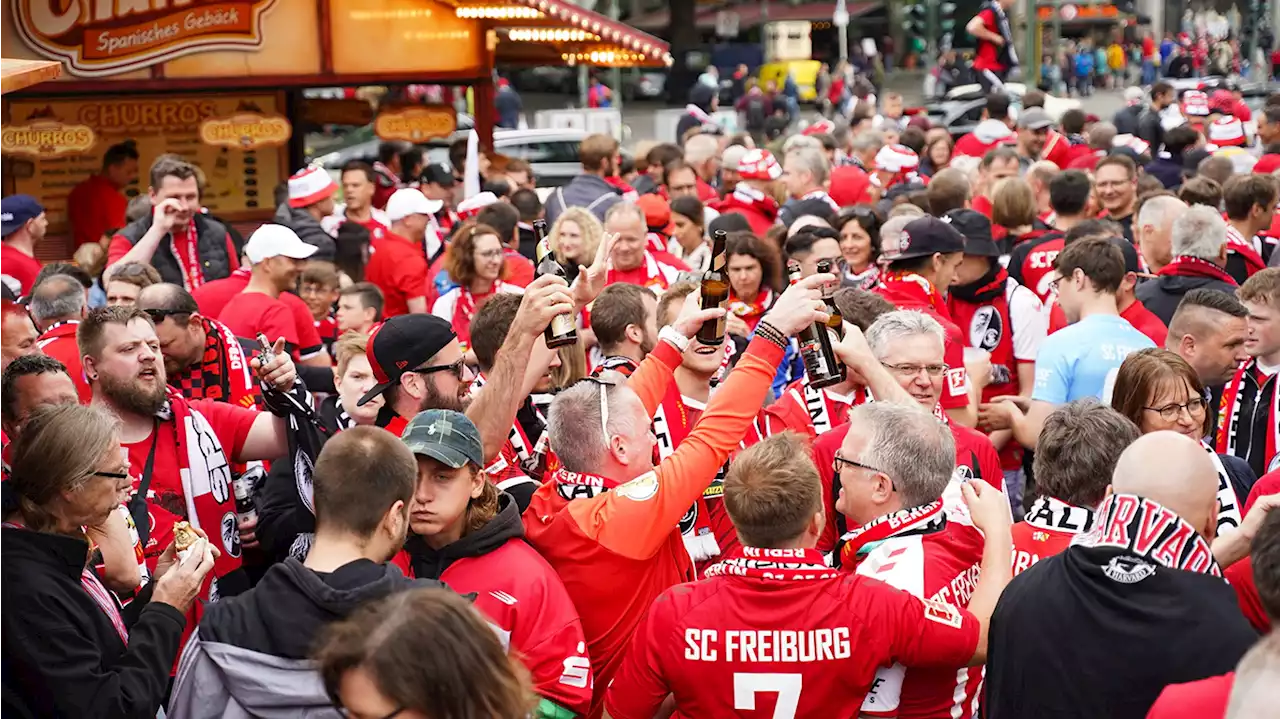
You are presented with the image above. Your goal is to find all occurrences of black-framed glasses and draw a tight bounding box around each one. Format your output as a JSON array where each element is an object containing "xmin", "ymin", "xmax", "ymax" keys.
[
  {"xmin": 90, "ymin": 471, "xmax": 130, "ymax": 480},
  {"xmin": 1143, "ymin": 397, "xmax": 1207, "ymax": 422},
  {"xmin": 411, "ymin": 359, "xmax": 466, "ymax": 380},
  {"xmin": 833, "ymin": 453, "xmax": 896, "ymax": 491}
]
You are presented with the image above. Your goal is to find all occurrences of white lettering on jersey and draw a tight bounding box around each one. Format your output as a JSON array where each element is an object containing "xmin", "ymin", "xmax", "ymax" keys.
[
  {"xmin": 688, "ymin": 628, "xmax": 851, "ymax": 662},
  {"xmin": 559, "ymin": 641, "xmax": 592, "ymax": 689}
]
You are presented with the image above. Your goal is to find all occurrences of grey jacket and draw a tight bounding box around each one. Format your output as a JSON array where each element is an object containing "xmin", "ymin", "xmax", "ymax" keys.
[
  {"xmin": 167, "ymin": 637, "xmax": 337, "ymax": 719},
  {"xmin": 542, "ymin": 174, "xmax": 624, "ymax": 227},
  {"xmin": 272, "ymin": 204, "xmax": 336, "ymax": 261}
]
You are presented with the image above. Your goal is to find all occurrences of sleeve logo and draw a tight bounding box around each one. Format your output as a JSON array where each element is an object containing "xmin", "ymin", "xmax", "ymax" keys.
[
  {"xmin": 615, "ymin": 472, "xmax": 659, "ymax": 502},
  {"xmin": 921, "ymin": 598, "xmax": 964, "ymax": 629}
]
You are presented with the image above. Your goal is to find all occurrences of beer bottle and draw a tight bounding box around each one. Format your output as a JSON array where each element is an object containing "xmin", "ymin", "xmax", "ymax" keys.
[
  {"xmin": 696, "ymin": 230, "xmax": 730, "ymax": 345},
  {"xmin": 787, "ymin": 260, "xmax": 843, "ymax": 389},
  {"xmin": 533, "ymin": 219, "xmax": 579, "ymax": 348},
  {"xmin": 815, "ymin": 259, "xmax": 846, "ymax": 341}
]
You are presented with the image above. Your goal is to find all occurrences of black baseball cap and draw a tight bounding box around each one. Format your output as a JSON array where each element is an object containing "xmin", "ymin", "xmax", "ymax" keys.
[
  {"xmin": 420, "ymin": 162, "xmax": 456, "ymax": 188},
  {"xmin": 944, "ymin": 209, "xmax": 1002, "ymax": 257},
  {"xmin": 881, "ymin": 216, "xmax": 966, "ymax": 263},
  {"xmin": 358, "ymin": 315, "xmax": 457, "ymax": 407}
]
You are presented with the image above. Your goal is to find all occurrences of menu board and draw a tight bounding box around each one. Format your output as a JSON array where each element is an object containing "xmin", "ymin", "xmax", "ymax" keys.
[{"xmin": 2, "ymin": 92, "xmax": 287, "ymax": 235}]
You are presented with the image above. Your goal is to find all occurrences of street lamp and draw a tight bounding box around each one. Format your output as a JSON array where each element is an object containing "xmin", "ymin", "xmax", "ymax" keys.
[{"xmin": 834, "ymin": 0, "xmax": 850, "ymax": 64}]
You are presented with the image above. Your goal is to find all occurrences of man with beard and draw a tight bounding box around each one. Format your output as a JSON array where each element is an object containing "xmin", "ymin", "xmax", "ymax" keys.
[
  {"xmin": 1015, "ymin": 108, "xmax": 1054, "ymax": 170},
  {"xmin": 78, "ymin": 305, "xmax": 299, "ymax": 602},
  {"xmin": 543, "ymin": 134, "xmax": 624, "ymax": 227},
  {"xmin": 218, "ymin": 225, "xmax": 317, "ymax": 360},
  {"xmin": 590, "ymin": 283, "xmax": 660, "ymax": 376},
  {"xmin": 168, "ymin": 427, "xmax": 444, "ymax": 717},
  {"xmin": 138, "ymin": 283, "xmax": 257, "ymax": 408}
]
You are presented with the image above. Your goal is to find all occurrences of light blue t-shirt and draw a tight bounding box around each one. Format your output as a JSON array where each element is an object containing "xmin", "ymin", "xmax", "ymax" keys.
[{"xmin": 1032, "ymin": 314, "xmax": 1155, "ymax": 404}]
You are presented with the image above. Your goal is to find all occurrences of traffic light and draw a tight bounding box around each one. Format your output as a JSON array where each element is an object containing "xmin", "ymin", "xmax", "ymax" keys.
[
  {"xmin": 904, "ymin": 0, "xmax": 928, "ymax": 54},
  {"xmin": 939, "ymin": 1, "xmax": 957, "ymax": 51}
]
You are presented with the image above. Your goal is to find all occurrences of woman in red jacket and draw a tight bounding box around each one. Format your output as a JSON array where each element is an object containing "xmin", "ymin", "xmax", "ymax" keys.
[{"xmin": 391, "ymin": 409, "xmax": 592, "ymax": 719}]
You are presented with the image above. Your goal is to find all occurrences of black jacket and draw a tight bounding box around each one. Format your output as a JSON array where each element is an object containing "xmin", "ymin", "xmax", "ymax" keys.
[
  {"xmin": 1113, "ymin": 104, "xmax": 1144, "ymax": 136},
  {"xmin": 404, "ymin": 491, "xmax": 524, "ymax": 579},
  {"xmin": 1136, "ymin": 108, "xmax": 1166, "ymax": 151},
  {"xmin": 116, "ymin": 212, "xmax": 234, "ymax": 287},
  {"xmin": 985, "ymin": 546, "xmax": 1257, "ymax": 719},
  {"xmin": 1135, "ymin": 273, "xmax": 1238, "ymax": 326},
  {"xmin": 2, "ymin": 527, "xmax": 186, "ymax": 719}
]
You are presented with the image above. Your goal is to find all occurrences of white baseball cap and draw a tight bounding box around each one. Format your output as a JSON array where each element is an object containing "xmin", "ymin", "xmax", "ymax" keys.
[
  {"xmin": 244, "ymin": 224, "xmax": 319, "ymax": 263},
  {"xmin": 386, "ymin": 188, "xmax": 443, "ymax": 223}
]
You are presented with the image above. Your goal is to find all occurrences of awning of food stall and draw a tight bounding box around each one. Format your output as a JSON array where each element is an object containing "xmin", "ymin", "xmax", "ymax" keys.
[
  {"xmin": 459, "ymin": 0, "xmax": 673, "ymax": 67},
  {"xmin": 0, "ymin": 58, "xmax": 61, "ymax": 95}
]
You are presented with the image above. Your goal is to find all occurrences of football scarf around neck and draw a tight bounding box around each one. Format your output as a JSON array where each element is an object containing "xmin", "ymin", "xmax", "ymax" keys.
[
  {"xmin": 169, "ymin": 218, "xmax": 204, "ymax": 291},
  {"xmin": 1024, "ymin": 495, "xmax": 1095, "ymax": 535},
  {"xmin": 1224, "ymin": 225, "xmax": 1267, "ymax": 276},
  {"xmin": 451, "ymin": 284, "xmax": 497, "ymax": 351},
  {"xmin": 1158, "ymin": 256, "xmax": 1238, "ymax": 286},
  {"xmin": 653, "ymin": 389, "xmax": 721, "ymax": 563},
  {"xmin": 1216, "ymin": 359, "xmax": 1279, "ymax": 472},
  {"xmin": 949, "ymin": 263, "xmax": 1007, "ymax": 304},
  {"xmin": 799, "ymin": 188, "xmax": 841, "ymax": 212},
  {"xmin": 704, "ymin": 546, "xmax": 840, "ymax": 581},
  {"xmin": 839, "ymin": 499, "xmax": 946, "ymax": 569},
  {"xmin": 1203, "ymin": 440, "xmax": 1244, "ymax": 535},
  {"xmin": 880, "ymin": 271, "xmax": 948, "ymax": 314},
  {"xmin": 174, "ymin": 318, "xmax": 256, "ymax": 406},
  {"xmin": 982, "ymin": 0, "xmax": 1018, "ymax": 67},
  {"xmin": 728, "ymin": 287, "xmax": 774, "ymax": 332},
  {"xmin": 550, "ymin": 466, "xmax": 621, "ymax": 502},
  {"xmin": 1071, "ymin": 493, "xmax": 1222, "ymax": 578},
  {"xmin": 594, "ymin": 354, "xmax": 640, "ymax": 378},
  {"xmin": 729, "ymin": 183, "xmax": 781, "ymax": 221},
  {"xmin": 470, "ymin": 372, "xmax": 551, "ymax": 479},
  {"xmin": 607, "ymin": 252, "xmax": 670, "ymax": 290},
  {"xmin": 845, "ymin": 264, "xmax": 880, "ymax": 291}
]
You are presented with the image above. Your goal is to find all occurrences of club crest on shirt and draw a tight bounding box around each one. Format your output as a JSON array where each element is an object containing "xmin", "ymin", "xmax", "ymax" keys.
[
  {"xmin": 1102, "ymin": 555, "xmax": 1155, "ymax": 584},
  {"xmin": 968, "ymin": 305, "xmax": 1003, "ymax": 352},
  {"xmin": 221, "ymin": 511, "xmax": 241, "ymax": 559},
  {"xmin": 616, "ymin": 472, "xmax": 659, "ymax": 502}
]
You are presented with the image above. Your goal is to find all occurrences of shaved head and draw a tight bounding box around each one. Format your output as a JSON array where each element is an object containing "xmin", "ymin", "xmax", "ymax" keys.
[{"xmin": 1112, "ymin": 431, "xmax": 1219, "ymax": 538}]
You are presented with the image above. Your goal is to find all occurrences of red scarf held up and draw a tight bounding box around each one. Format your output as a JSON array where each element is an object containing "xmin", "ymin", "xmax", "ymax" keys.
[
  {"xmin": 171, "ymin": 219, "xmax": 204, "ymax": 291},
  {"xmin": 1158, "ymin": 256, "xmax": 1238, "ymax": 285},
  {"xmin": 703, "ymin": 546, "xmax": 840, "ymax": 581}
]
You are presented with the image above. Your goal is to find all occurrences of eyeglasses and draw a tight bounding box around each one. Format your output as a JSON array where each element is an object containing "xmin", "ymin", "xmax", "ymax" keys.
[
  {"xmin": 90, "ymin": 471, "xmax": 130, "ymax": 480},
  {"xmin": 411, "ymin": 359, "xmax": 466, "ymax": 380},
  {"xmin": 1047, "ymin": 276, "xmax": 1063, "ymax": 294},
  {"xmin": 881, "ymin": 362, "xmax": 949, "ymax": 378},
  {"xmin": 833, "ymin": 453, "xmax": 896, "ymax": 491},
  {"xmin": 1143, "ymin": 397, "xmax": 1207, "ymax": 422},
  {"xmin": 143, "ymin": 308, "xmax": 192, "ymax": 324},
  {"xmin": 474, "ymin": 249, "xmax": 504, "ymax": 260}
]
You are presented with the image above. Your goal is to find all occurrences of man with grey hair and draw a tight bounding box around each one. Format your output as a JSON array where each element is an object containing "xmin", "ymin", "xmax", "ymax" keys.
[
  {"xmin": 1012, "ymin": 399, "xmax": 1140, "ymax": 573},
  {"xmin": 780, "ymin": 145, "xmax": 838, "ymax": 227},
  {"xmin": 1133, "ymin": 195, "xmax": 1187, "ymax": 274},
  {"xmin": 1136, "ymin": 203, "xmax": 1238, "ymax": 325},
  {"xmin": 812, "ymin": 309, "xmax": 1006, "ymax": 553},
  {"xmin": 848, "ymin": 129, "xmax": 886, "ymax": 170},
  {"xmin": 603, "ymin": 201, "xmax": 682, "ymax": 288},
  {"xmin": 30, "ymin": 273, "xmax": 91, "ymax": 402},
  {"xmin": 833, "ymin": 400, "xmax": 1012, "ymax": 718},
  {"xmin": 528, "ymin": 271, "xmax": 834, "ymax": 712},
  {"xmin": 683, "ymin": 133, "xmax": 721, "ymax": 188}
]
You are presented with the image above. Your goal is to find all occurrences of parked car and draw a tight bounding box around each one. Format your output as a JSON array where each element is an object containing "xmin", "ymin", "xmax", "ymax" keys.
[{"xmin": 920, "ymin": 83, "xmax": 1081, "ymax": 139}]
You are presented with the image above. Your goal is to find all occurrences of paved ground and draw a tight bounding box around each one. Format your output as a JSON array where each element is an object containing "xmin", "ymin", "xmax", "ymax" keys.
[{"xmin": 519, "ymin": 71, "xmax": 1129, "ymax": 146}]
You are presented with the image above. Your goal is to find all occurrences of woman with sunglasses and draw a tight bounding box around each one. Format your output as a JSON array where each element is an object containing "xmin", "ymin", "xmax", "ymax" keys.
[
  {"xmin": 834, "ymin": 206, "xmax": 884, "ymax": 289},
  {"xmin": 432, "ymin": 221, "xmax": 524, "ymax": 358},
  {"xmin": 1110, "ymin": 348, "xmax": 1257, "ymax": 538},
  {"xmin": 3, "ymin": 403, "xmax": 218, "ymax": 717}
]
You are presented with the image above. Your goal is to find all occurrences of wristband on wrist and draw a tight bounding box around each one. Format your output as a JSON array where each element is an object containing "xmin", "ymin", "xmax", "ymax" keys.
[
  {"xmin": 754, "ymin": 320, "xmax": 788, "ymax": 349},
  {"xmin": 658, "ymin": 325, "xmax": 693, "ymax": 352}
]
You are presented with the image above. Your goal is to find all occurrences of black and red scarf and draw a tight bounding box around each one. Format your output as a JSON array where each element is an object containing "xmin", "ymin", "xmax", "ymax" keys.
[
  {"xmin": 838, "ymin": 499, "xmax": 946, "ymax": 569},
  {"xmin": 1070, "ymin": 493, "xmax": 1223, "ymax": 579},
  {"xmin": 1157, "ymin": 256, "xmax": 1238, "ymax": 286},
  {"xmin": 593, "ymin": 354, "xmax": 640, "ymax": 379},
  {"xmin": 470, "ymin": 372, "xmax": 551, "ymax": 480},
  {"xmin": 1224, "ymin": 225, "xmax": 1268, "ymax": 277},
  {"xmin": 172, "ymin": 318, "xmax": 257, "ymax": 408},
  {"xmin": 1216, "ymin": 358, "xmax": 1279, "ymax": 475},
  {"xmin": 704, "ymin": 546, "xmax": 839, "ymax": 581},
  {"xmin": 948, "ymin": 264, "xmax": 1016, "ymax": 399}
]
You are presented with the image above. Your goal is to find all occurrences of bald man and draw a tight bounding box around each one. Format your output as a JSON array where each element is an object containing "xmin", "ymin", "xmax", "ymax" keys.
[{"xmin": 984, "ymin": 431, "xmax": 1259, "ymax": 719}]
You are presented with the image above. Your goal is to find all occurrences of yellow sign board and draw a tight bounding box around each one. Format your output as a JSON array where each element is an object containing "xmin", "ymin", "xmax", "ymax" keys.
[
  {"xmin": 374, "ymin": 106, "xmax": 457, "ymax": 143},
  {"xmin": 1, "ymin": 121, "xmax": 96, "ymax": 157},
  {"xmin": 200, "ymin": 113, "xmax": 291, "ymax": 149}
]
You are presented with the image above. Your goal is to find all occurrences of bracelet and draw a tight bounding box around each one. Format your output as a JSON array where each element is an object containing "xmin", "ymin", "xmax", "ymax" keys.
[
  {"xmin": 754, "ymin": 320, "xmax": 789, "ymax": 349},
  {"xmin": 658, "ymin": 325, "xmax": 692, "ymax": 352}
]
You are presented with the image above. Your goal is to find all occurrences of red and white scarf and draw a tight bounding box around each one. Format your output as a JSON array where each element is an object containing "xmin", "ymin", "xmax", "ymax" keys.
[
  {"xmin": 169, "ymin": 218, "xmax": 204, "ymax": 291},
  {"xmin": 878, "ymin": 271, "xmax": 950, "ymax": 315},
  {"xmin": 469, "ymin": 372, "xmax": 551, "ymax": 479},
  {"xmin": 1023, "ymin": 495, "xmax": 1095, "ymax": 534},
  {"xmin": 606, "ymin": 252, "xmax": 673, "ymax": 290},
  {"xmin": 721, "ymin": 183, "xmax": 780, "ymax": 223},
  {"xmin": 1157, "ymin": 255, "xmax": 1238, "ymax": 286},
  {"xmin": 1071, "ymin": 493, "xmax": 1223, "ymax": 578},
  {"xmin": 1224, "ymin": 225, "xmax": 1268, "ymax": 277},
  {"xmin": 839, "ymin": 499, "xmax": 946, "ymax": 568},
  {"xmin": 727, "ymin": 287, "xmax": 774, "ymax": 333},
  {"xmin": 1216, "ymin": 359, "xmax": 1279, "ymax": 475},
  {"xmin": 704, "ymin": 546, "xmax": 840, "ymax": 581},
  {"xmin": 1203, "ymin": 440, "xmax": 1244, "ymax": 536},
  {"xmin": 653, "ymin": 390, "xmax": 721, "ymax": 563},
  {"xmin": 450, "ymin": 282, "xmax": 512, "ymax": 351},
  {"xmin": 780, "ymin": 381, "xmax": 864, "ymax": 437}
]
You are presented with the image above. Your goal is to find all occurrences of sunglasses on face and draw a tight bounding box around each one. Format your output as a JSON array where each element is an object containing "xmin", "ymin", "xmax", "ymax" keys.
[
  {"xmin": 143, "ymin": 308, "xmax": 191, "ymax": 324},
  {"xmin": 411, "ymin": 359, "xmax": 466, "ymax": 380}
]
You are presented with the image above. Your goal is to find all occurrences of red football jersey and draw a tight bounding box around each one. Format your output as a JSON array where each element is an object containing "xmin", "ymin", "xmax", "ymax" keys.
[
  {"xmin": 1010, "ymin": 495, "xmax": 1095, "ymax": 576},
  {"xmin": 848, "ymin": 500, "xmax": 987, "ymax": 719},
  {"xmin": 604, "ymin": 547, "xmax": 980, "ymax": 719},
  {"xmin": 762, "ymin": 379, "xmax": 867, "ymax": 440}
]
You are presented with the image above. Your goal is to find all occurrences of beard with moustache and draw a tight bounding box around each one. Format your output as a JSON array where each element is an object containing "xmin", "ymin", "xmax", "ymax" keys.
[
  {"xmin": 418, "ymin": 375, "xmax": 471, "ymax": 414},
  {"xmin": 99, "ymin": 365, "xmax": 168, "ymax": 417}
]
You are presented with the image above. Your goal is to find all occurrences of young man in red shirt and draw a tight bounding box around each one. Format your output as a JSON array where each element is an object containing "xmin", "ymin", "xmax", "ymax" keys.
[
  {"xmin": 0, "ymin": 195, "xmax": 48, "ymax": 298},
  {"xmin": 966, "ymin": 0, "xmax": 1019, "ymax": 92},
  {"xmin": 189, "ymin": 259, "xmax": 327, "ymax": 368},
  {"xmin": 29, "ymin": 274, "xmax": 91, "ymax": 403},
  {"xmin": 218, "ymin": 225, "xmax": 317, "ymax": 360},
  {"xmin": 67, "ymin": 140, "xmax": 139, "ymax": 248},
  {"xmin": 606, "ymin": 425, "xmax": 1013, "ymax": 719},
  {"xmin": 322, "ymin": 161, "xmax": 391, "ymax": 241},
  {"xmin": 366, "ymin": 189, "xmax": 436, "ymax": 317},
  {"xmin": 107, "ymin": 156, "xmax": 239, "ymax": 290},
  {"xmin": 1011, "ymin": 400, "xmax": 1138, "ymax": 574}
]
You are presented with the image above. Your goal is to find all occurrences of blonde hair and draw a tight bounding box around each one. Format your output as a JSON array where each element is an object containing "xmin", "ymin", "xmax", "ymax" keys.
[
  {"xmin": 73, "ymin": 243, "xmax": 106, "ymax": 278},
  {"xmin": 991, "ymin": 177, "xmax": 1037, "ymax": 229},
  {"xmin": 10, "ymin": 404, "xmax": 121, "ymax": 533},
  {"xmin": 724, "ymin": 432, "xmax": 823, "ymax": 547},
  {"xmin": 549, "ymin": 208, "xmax": 603, "ymax": 266},
  {"xmin": 334, "ymin": 331, "xmax": 369, "ymax": 379}
]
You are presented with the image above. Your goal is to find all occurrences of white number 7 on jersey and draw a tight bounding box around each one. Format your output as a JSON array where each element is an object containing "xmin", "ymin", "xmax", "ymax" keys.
[{"xmin": 733, "ymin": 672, "xmax": 802, "ymax": 718}]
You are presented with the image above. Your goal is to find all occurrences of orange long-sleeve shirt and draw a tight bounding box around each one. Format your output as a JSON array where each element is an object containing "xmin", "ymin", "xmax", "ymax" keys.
[{"xmin": 523, "ymin": 335, "xmax": 785, "ymax": 718}]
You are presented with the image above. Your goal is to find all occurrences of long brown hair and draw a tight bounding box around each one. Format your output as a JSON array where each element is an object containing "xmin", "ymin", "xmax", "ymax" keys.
[
  {"xmin": 317, "ymin": 588, "xmax": 536, "ymax": 719},
  {"xmin": 464, "ymin": 472, "xmax": 501, "ymax": 535},
  {"xmin": 1110, "ymin": 348, "xmax": 1213, "ymax": 438},
  {"xmin": 444, "ymin": 221, "xmax": 505, "ymax": 289},
  {"xmin": 10, "ymin": 403, "xmax": 121, "ymax": 533}
]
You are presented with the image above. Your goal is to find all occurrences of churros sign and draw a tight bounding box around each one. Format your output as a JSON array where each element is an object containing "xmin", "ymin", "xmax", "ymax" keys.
[
  {"xmin": 13, "ymin": 0, "xmax": 279, "ymax": 77},
  {"xmin": 374, "ymin": 106, "xmax": 457, "ymax": 143},
  {"xmin": 200, "ymin": 112, "xmax": 291, "ymax": 149},
  {"xmin": 2, "ymin": 121, "xmax": 97, "ymax": 157}
]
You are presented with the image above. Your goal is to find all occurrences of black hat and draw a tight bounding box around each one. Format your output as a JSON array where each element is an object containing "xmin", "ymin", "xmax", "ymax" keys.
[
  {"xmin": 419, "ymin": 162, "xmax": 456, "ymax": 188},
  {"xmin": 358, "ymin": 315, "xmax": 457, "ymax": 407},
  {"xmin": 881, "ymin": 216, "xmax": 966, "ymax": 263},
  {"xmin": 780, "ymin": 198, "xmax": 837, "ymax": 228},
  {"xmin": 944, "ymin": 209, "xmax": 1002, "ymax": 257}
]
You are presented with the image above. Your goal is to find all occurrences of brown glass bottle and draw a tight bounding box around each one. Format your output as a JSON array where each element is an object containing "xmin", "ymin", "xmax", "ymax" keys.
[
  {"xmin": 815, "ymin": 259, "xmax": 846, "ymax": 340},
  {"xmin": 786, "ymin": 260, "xmax": 843, "ymax": 389},
  {"xmin": 533, "ymin": 219, "xmax": 578, "ymax": 348},
  {"xmin": 696, "ymin": 229, "xmax": 730, "ymax": 345}
]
